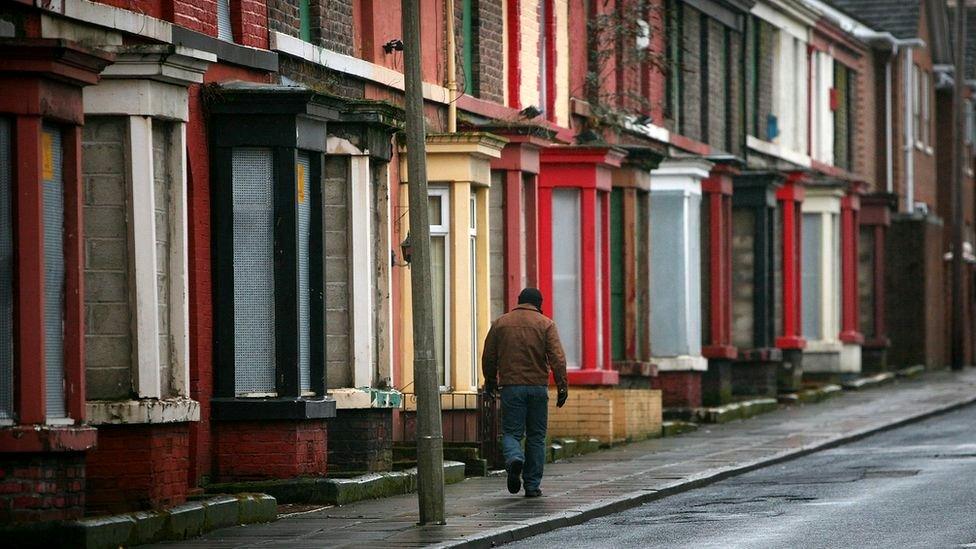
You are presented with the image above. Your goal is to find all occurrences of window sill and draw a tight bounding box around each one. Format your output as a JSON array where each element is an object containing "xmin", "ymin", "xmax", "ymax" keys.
[
  {"xmin": 87, "ymin": 398, "xmax": 200, "ymax": 425},
  {"xmin": 0, "ymin": 424, "xmax": 97, "ymax": 453},
  {"xmin": 331, "ymin": 388, "xmax": 403, "ymax": 410},
  {"xmin": 735, "ymin": 347, "xmax": 784, "ymax": 363},
  {"xmin": 613, "ymin": 361, "xmax": 658, "ymax": 378},
  {"xmin": 211, "ymin": 397, "xmax": 336, "ymax": 421},
  {"xmin": 567, "ymin": 369, "xmax": 620, "ymax": 385}
]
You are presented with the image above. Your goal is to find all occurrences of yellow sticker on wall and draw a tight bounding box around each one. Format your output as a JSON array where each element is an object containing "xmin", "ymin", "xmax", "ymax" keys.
[
  {"xmin": 296, "ymin": 163, "xmax": 306, "ymax": 204},
  {"xmin": 42, "ymin": 132, "xmax": 54, "ymax": 181}
]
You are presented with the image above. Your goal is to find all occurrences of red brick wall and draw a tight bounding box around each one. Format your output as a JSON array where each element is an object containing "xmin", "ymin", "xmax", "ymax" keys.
[
  {"xmin": 0, "ymin": 453, "xmax": 86, "ymax": 524},
  {"xmin": 213, "ymin": 420, "xmax": 328, "ymax": 482},
  {"xmin": 170, "ymin": 0, "xmax": 218, "ymax": 37},
  {"xmin": 651, "ymin": 371, "xmax": 702, "ymax": 408},
  {"xmin": 85, "ymin": 424, "xmax": 191, "ymax": 515},
  {"xmin": 95, "ymin": 0, "xmax": 165, "ymax": 18},
  {"xmin": 233, "ymin": 0, "xmax": 269, "ymax": 49}
]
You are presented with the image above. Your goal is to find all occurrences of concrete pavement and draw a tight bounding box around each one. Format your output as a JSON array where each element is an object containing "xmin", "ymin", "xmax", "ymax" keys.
[{"xmin": 153, "ymin": 370, "xmax": 976, "ymax": 548}]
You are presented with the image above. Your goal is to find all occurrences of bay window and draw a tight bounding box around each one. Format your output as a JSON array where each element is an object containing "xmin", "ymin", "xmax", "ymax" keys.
[
  {"xmin": 210, "ymin": 85, "xmax": 337, "ymax": 419},
  {"xmin": 399, "ymin": 133, "xmax": 503, "ymax": 395},
  {"xmin": 801, "ymin": 184, "xmax": 859, "ymax": 375},
  {"xmin": 539, "ymin": 146, "xmax": 621, "ymax": 385},
  {"xmin": 81, "ymin": 46, "xmax": 211, "ymax": 424}
]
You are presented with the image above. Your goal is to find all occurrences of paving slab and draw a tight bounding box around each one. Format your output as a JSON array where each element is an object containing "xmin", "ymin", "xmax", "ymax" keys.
[{"xmin": 151, "ymin": 370, "xmax": 976, "ymax": 549}]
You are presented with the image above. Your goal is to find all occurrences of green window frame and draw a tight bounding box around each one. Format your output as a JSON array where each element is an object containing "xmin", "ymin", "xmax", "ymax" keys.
[
  {"xmin": 299, "ymin": 0, "xmax": 311, "ymax": 42},
  {"xmin": 610, "ymin": 189, "xmax": 625, "ymax": 362}
]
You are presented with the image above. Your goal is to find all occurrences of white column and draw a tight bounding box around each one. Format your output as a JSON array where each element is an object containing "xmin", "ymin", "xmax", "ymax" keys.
[
  {"xmin": 169, "ymin": 122, "xmax": 190, "ymax": 397},
  {"xmin": 127, "ymin": 115, "xmax": 162, "ymax": 398},
  {"xmin": 349, "ymin": 154, "xmax": 375, "ymax": 388}
]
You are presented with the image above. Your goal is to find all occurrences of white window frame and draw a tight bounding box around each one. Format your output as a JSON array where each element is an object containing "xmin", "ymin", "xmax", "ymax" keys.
[
  {"xmin": 428, "ymin": 186, "xmax": 452, "ymax": 390},
  {"xmin": 913, "ymin": 64, "xmax": 922, "ymax": 149},
  {"xmin": 922, "ymin": 70, "xmax": 932, "ymax": 153},
  {"xmin": 469, "ymin": 193, "xmax": 478, "ymax": 388}
]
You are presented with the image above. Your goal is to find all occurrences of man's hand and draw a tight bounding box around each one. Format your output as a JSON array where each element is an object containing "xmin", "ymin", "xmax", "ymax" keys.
[
  {"xmin": 556, "ymin": 388, "xmax": 568, "ymax": 408},
  {"xmin": 484, "ymin": 380, "xmax": 498, "ymax": 397}
]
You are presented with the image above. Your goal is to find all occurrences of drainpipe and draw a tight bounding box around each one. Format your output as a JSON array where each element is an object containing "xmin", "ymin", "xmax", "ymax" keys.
[
  {"xmin": 885, "ymin": 55, "xmax": 893, "ymax": 192},
  {"xmin": 446, "ymin": 0, "xmax": 458, "ymax": 133},
  {"xmin": 903, "ymin": 47, "xmax": 915, "ymax": 212}
]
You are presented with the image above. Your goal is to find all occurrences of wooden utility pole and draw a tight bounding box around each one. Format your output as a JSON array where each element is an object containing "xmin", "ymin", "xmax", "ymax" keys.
[
  {"xmin": 951, "ymin": 0, "xmax": 967, "ymax": 371},
  {"xmin": 401, "ymin": 0, "xmax": 447, "ymax": 523}
]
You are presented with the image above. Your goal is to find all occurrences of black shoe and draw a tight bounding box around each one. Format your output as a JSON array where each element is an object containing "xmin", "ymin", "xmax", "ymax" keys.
[
  {"xmin": 507, "ymin": 460, "xmax": 523, "ymax": 494},
  {"xmin": 524, "ymin": 488, "xmax": 543, "ymax": 498}
]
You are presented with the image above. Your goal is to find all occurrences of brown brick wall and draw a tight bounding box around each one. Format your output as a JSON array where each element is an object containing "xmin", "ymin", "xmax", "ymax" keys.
[
  {"xmin": 327, "ymin": 409, "xmax": 393, "ymax": 474},
  {"xmin": 885, "ymin": 215, "xmax": 945, "ymax": 368},
  {"xmin": 706, "ymin": 18, "xmax": 726, "ymax": 148},
  {"xmin": 315, "ymin": 0, "xmax": 354, "ymax": 55},
  {"xmin": 680, "ymin": 5, "xmax": 701, "ymax": 141},
  {"xmin": 855, "ymin": 51, "xmax": 879, "ymax": 190},
  {"xmin": 453, "ymin": 0, "xmax": 505, "ymax": 102}
]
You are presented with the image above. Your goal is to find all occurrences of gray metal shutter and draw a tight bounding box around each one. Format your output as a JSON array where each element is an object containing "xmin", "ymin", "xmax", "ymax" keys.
[
  {"xmin": 297, "ymin": 152, "xmax": 311, "ymax": 393},
  {"xmin": 217, "ymin": 0, "xmax": 234, "ymax": 42},
  {"xmin": 43, "ymin": 125, "xmax": 66, "ymax": 418},
  {"xmin": 0, "ymin": 118, "xmax": 12, "ymax": 420},
  {"xmin": 232, "ymin": 148, "xmax": 276, "ymax": 395}
]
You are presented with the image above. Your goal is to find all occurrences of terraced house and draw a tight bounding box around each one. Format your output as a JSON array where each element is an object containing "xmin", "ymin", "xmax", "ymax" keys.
[{"xmin": 1, "ymin": 0, "xmax": 975, "ymax": 531}]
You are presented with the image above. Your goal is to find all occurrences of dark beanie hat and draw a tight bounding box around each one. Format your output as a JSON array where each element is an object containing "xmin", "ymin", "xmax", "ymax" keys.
[{"xmin": 518, "ymin": 287, "xmax": 544, "ymax": 309}]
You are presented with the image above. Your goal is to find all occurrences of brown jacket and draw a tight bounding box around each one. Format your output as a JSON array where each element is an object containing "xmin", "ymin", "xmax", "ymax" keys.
[{"xmin": 481, "ymin": 304, "xmax": 568, "ymax": 392}]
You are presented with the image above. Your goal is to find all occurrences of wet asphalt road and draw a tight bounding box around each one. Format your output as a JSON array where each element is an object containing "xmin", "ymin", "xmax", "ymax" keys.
[{"xmin": 507, "ymin": 403, "xmax": 976, "ymax": 549}]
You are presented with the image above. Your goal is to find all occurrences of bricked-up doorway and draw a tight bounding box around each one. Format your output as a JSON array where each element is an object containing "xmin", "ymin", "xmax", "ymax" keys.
[
  {"xmin": 208, "ymin": 84, "xmax": 337, "ymax": 482},
  {"xmin": 0, "ymin": 38, "xmax": 113, "ymax": 524}
]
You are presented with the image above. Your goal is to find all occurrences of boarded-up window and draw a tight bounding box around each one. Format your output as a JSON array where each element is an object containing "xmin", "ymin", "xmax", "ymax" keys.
[
  {"xmin": 297, "ymin": 152, "xmax": 312, "ymax": 393},
  {"xmin": 731, "ymin": 208, "xmax": 755, "ymax": 349},
  {"xmin": 43, "ymin": 125, "xmax": 66, "ymax": 418},
  {"xmin": 610, "ymin": 189, "xmax": 625, "ymax": 361},
  {"xmin": 232, "ymin": 148, "xmax": 276, "ymax": 395},
  {"xmin": 802, "ymin": 213, "xmax": 822, "ymax": 339},
  {"xmin": 552, "ymin": 188, "xmax": 581, "ymax": 367},
  {"xmin": 858, "ymin": 226, "xmax": 876, "ymax": 339},
  {"xmin": 0, "ymin": 118, "xmax": 12, "ymax": 420},
  {"xmin": 83, "ymin": 117, "xmax": 132, "ymax": 400},
  {"xmin": 488, "ymin": 171, "xmax": 505, "ymax": 319}
]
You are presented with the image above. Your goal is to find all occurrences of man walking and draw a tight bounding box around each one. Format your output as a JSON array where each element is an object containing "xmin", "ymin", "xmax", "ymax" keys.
[{"xmin": 482, "ymin": 288, "xmax": 568, "ymax": 498}]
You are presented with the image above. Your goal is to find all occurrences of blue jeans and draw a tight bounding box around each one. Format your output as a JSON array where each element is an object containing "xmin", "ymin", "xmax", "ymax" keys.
[{"xmin": 500, "ymin": 385, "xmax": 549, "ymax": 491}]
